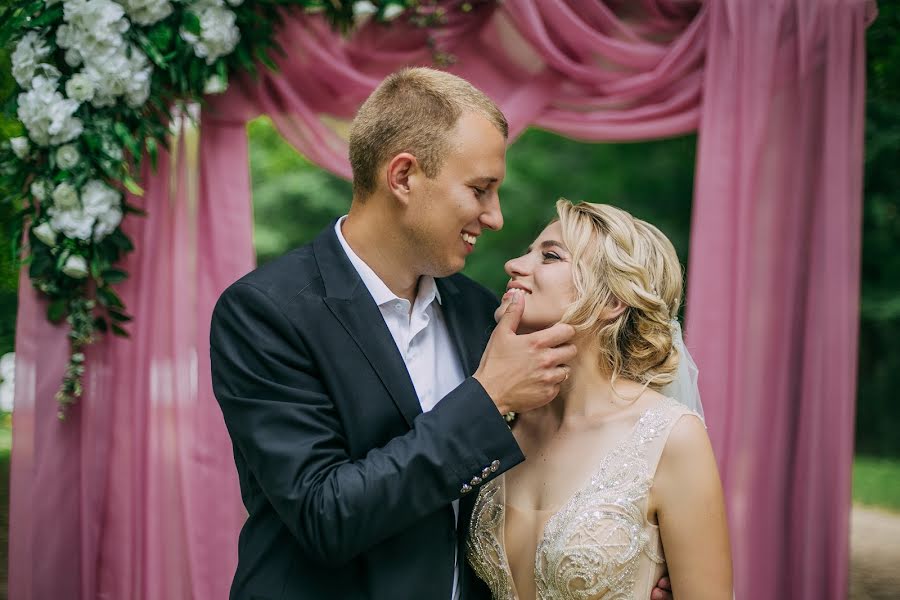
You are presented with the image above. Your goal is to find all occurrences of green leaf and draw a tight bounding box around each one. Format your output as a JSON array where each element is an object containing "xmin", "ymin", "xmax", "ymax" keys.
[
  {"xmin": 111, "ymin": 323, "xmax": 130, "ymax": 338},
  {"xmin": 107, "ymin": 229, "xmax": 135, "ymax": 252},
  {"xmin": 28, "ymin": 249, "xmax": 52, "ymax": 278},
  {"xmin": 146, "ymin": 137, "xmax": 158, "ymax": 170},
  {"xmin": 123, "ymin": 203, "xmax": 147, "ymax": 217},
  {"xmin": 29, "ymin": 4, "xmax": 63, "ymax": 28},
  {"xmin": 148, "ymin": 22, "xmax": 174, "ymax": 51},
  {"xmin": 109, "ymin": 310, "xmax": 132, "ymax": 323},
  {"xmin": 47, "ymin": 299, "xmax": 67, "ymax": 323},
  {"xmin": 113, "ymin": 122, "xmax": 141, "ymax": 158},
  {"xmin": 141, "ymin": 38, "xmax": 167, "ymax": 67},
  {"xmin": 93, "ymin": 316, "xmax": 108, "ymax": 333},
  {"xmin": 123, "ymin": 176, "xmax": 145, "ymax": 196},
  {"xmin": 97, "ymin": 286, "xmax": 124, "ymax": 309},
  {"xmin": 101, "ymin": 268, "xmax": 128, "ymax": 284},
  {"xmin": 182, "ymin": 11, "xmax": 201, "ymax": 35},
  {"xmin": 256, "ymin": 49, "xmax": 279, "ymax": 73}
]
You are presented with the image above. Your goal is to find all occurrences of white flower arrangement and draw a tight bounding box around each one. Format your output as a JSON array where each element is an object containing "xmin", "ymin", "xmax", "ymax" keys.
[{"xmin": 1, "ymin": 0, "xmax": 470, "ymax": 417}]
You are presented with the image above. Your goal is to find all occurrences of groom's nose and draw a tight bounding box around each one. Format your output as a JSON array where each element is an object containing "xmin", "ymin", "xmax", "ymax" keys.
[{"xmin": 480, "ymin": 195, "xmax": 503, "ymax": 231}]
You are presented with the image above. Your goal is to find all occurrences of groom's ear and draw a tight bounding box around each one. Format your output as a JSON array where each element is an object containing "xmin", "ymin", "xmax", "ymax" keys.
[{"xmin": 386, "ymin": 153, "xmax": 417, "ymax": 207}]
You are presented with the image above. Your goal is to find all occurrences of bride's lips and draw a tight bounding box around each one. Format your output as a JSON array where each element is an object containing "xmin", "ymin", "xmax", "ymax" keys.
[{"xmin": 506, "ymin": 282, "xmax": 532, "ymax": 294}]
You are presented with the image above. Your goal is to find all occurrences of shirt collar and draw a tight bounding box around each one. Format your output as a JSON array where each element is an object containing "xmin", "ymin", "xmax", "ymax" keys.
[{"xmin": 334, "ymin": 216, "xmax": 442, "ymax": 308}]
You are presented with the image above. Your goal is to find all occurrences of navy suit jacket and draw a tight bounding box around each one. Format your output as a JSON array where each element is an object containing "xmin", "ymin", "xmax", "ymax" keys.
[{"xmin": 210, "ymin": 223, "xmax": 523, "ymax": 599}]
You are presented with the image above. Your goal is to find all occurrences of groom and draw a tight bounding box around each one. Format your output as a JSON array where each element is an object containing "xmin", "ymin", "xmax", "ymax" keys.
[{"xmin": 211, "ymin": 68, "xmax": 673, "ymax": 599}]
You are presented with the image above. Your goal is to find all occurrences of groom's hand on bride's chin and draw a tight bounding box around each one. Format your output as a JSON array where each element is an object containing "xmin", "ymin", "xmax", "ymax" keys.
[
  {"xmin": 650, "ymin": 576, "xmax": 672, "ymax": 600},
  {"xmin": 474, "ymin": 288, "xmax": 577, "ymax": 416}
]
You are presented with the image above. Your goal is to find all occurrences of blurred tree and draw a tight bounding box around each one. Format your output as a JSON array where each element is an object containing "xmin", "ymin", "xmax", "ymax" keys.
[
  {"xmin": 0, "ymin": 47, "xmax": 20, "ymax": 356},
  {"xmin": 249, "ymin": 118, "xmax": 352, "ymax": 264},
  {"xmin": 856, "ymin": 0, "xmax": 900, "ymax": 456}
]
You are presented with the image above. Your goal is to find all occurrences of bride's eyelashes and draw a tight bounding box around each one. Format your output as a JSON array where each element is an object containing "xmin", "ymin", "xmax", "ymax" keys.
[{"xmin": 542, "ymin": 251, "xmax": 562, "ymax": 262}]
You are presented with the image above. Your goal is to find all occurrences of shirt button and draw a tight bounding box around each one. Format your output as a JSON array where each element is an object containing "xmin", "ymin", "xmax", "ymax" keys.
[{"xmin": 490, "ymin": 460, "xmax": 500, "ymax": 472}]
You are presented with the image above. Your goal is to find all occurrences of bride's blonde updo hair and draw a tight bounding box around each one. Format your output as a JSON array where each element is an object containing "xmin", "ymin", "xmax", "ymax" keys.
[{"xmin": 556, "ymin": 199, "xmax": 683, "ymax": 390}]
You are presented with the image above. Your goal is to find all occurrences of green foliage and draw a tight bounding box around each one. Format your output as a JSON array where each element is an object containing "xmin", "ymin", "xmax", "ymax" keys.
[
  {"xmin": 856, "ymin": 1, "xmax": 900, "ymax": 456},
  {"xmin": 0, "ymin": 48, "xmax": 17, "ymax": 356},
  {"xmin": 249, "ymin": 117, "xmax": 352, "ymax": 263}
]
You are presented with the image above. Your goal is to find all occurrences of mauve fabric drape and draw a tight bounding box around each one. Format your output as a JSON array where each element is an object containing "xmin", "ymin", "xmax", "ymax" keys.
[
  {"xmin": 9, "ymin": 123, "xmax": 250, "ymax": 598},
  {"xmin": 9, "ymin": 1, "xmax": 870, "ymax": 598},
  {"xmin": 685, "ymin": 1, "xmax": 870, "ymax": 599}
]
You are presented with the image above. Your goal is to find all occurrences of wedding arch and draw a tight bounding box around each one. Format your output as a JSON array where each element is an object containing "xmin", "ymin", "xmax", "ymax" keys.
[{"xmin": 6, "ymin": 2, "xmax": 873, "ymax": 599}]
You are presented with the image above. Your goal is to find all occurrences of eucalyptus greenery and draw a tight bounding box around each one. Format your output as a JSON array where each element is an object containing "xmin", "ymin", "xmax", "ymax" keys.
[{"xmin": 0, "ymin": 0, "xmax": 485, "ymax": 418}]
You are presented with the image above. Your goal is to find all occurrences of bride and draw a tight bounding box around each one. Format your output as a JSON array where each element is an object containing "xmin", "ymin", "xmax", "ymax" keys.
[{"xmin": 466, "ymin": 200, "xmax": 732, "ymax": 599}]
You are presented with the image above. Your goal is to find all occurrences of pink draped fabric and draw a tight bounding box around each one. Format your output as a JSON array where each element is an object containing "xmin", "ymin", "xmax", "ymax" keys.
[
  {"xmin": 9, "ymin": 2, "xmax": 870, "ymax": 599},
  {"xmin": 9, "ymin": 125, "xmax": 250, "ymax": 598},
  {"xmin": 685, "ymin": 1, "xmax": 871, "ymax": 598}
]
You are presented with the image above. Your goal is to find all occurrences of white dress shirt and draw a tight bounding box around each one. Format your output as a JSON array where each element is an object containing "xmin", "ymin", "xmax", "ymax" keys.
[{"xmin": 335, "ymin": 217, "xmax": 465, "ymax": 600}]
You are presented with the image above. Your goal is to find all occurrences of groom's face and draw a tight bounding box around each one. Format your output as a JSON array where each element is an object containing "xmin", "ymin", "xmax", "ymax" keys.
[{"xmin": 403, "ymin": 112, "xmax": 507, "ymax": 277}]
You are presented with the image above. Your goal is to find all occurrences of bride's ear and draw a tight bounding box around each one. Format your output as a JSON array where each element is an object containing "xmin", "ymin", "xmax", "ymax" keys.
[{"xmin": 601, "ymin": 298, "xmax": 627, "ymax": 321}]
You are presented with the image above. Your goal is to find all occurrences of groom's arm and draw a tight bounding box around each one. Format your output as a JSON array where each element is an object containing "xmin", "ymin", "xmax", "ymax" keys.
[{"xmin": 211, "ymin": 281, "xmax": 524, "ymax": 565}]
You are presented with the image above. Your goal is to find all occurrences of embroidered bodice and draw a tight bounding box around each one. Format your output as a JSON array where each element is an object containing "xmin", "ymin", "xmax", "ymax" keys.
[{"xmin": 466, "ymin": 399, "xmax": 699, "ymax": 600}]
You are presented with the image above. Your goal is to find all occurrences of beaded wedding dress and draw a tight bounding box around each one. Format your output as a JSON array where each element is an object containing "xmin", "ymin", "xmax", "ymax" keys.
[{"xmin": 466, "ymin": 398, "xmax": 701, "ymax": 600}]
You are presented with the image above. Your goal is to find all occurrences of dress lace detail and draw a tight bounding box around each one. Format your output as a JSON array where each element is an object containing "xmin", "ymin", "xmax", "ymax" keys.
[
  {"xmin": 466, "ymin": 399, "xmax": 693, "ymax": 600},
  {"xmin": 467, "ymin": 477, "xmax": 515, "ymax": 599}
]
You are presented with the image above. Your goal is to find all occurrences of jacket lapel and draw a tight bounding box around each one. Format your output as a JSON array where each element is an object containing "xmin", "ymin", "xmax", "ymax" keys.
[
  {"xmin": 314, "ymin": 224, "xmax": 423, "ymax": 428},
  {"xmin": 436, "ymin": 277, "xmax": 488, "ymax": 376}
]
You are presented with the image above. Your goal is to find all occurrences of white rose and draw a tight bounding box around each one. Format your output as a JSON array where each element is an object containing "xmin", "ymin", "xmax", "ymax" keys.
[
  {"xmin": 62, "ymin": 255, "xmax": 89, "ymax": 279},
  {"xmin": 203, "ymin": 74, "xmax": 228, "ymax": 94},
  {"xmin": 33, "ymin": 221, "xmax": 58, "ymax": 247},
  {"xmin": 81, "ymin": 45, "xmax": 152, "ymax": 108},
  {"xmin": 11, "ymin": 31, "xmax": 52, "ymax": 88},
  {"xmin": 93, "ymin": 205, "xmax": 123, "ymax": 241},
  {"xmin": 80, "ymin": 179, "xmax": 121, "ymax": 218},
  {"xmin": 352, "ymin": 1, "xmax": 377, "ymax": 18},
  {"xmin": 10, "ymin": 137, "xmax": 30, "ymax": 159},
  {"xmin": 101, "ymin": 136, "xmax": 123, "ymax": 161},
  {"xmin": 30, "ymin": 179, "xmax": 50, "ymax": 200},
  {"xmin": 65, "ymin": 73, "xmax": 95, "ymax": 102},
  {"xmin": 56, "ymin": 144, "xmax": 81, "ymax": 169},
  {"xmin": 52, "ymin": 182, "xmax": 79, "ymax": 210},
  {"xmin": 49, "ymin": 206, "xmax": 95, "ymax": 240},
  {"xmin": 123, "ymin": 49, "xmax": 153, "ymax": 108},
  {"xmin": 57, "ymin": 0, "xmax": 129, "ymax": 68},
  {"xmin": 181, "ymin": 4, "xmax": 240, "ymax": 64},
  {"xmin": 382, "ymin": 4, "xmax": 405, "ymax": 20},
  {"xmin": 17, "ymin": 76, "xmax": 84, "ymax": 146},
  {"xmin": 120, "ymin": 0, "xmax": 173, "ymax": 25}
]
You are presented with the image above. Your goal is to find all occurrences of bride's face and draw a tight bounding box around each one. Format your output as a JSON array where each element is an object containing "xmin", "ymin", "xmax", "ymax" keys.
[{"xmin": 495, "ymin": 221, "xmax": 577, "ymax": 333}]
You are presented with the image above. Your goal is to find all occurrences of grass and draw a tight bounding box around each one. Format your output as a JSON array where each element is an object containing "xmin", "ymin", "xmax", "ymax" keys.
[{"xmin": 852, "ymin": 456, "xmax": 900, "ymax": 512}]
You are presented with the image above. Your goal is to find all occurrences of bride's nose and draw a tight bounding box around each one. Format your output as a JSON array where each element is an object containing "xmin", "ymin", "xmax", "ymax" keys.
[{"xmin": 505, "ymin": 255, "xmax": 529, "ymax": 278}]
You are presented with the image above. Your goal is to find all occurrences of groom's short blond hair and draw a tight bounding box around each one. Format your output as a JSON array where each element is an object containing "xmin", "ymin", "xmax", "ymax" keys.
[{"xmin": 349, "ymin": 67, "xmax": 508, "ymax": 198}]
